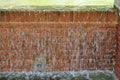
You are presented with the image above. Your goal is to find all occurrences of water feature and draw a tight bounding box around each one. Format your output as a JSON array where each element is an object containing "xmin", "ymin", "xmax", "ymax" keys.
[{"xmin": 0, "ymin": 25, "xmax": 116, "ymax": 72}]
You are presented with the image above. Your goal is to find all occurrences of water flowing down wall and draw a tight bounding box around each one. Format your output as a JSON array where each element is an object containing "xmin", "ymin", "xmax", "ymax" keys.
[
  {"xmin": 0, "ymin": 11, "xmax": 117, "ymax": 72},
  {"xmin": 115, "ymin": 13, "xmax": 120, "ymax": 79}
]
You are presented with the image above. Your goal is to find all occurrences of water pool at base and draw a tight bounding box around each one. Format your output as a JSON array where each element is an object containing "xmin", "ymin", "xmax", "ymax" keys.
[{"xmin": 0, "ymin": 70, "xmax": 118, "ymax": 80}]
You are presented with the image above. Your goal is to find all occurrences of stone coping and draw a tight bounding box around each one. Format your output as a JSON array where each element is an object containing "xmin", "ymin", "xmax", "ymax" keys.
[{"xmin": 0, "ymin": 6, "xmax": 117, "ymax": 11}]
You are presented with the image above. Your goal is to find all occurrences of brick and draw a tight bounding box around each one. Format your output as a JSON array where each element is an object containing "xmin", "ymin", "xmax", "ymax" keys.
[
  {"xmin": 24, "ymin": 11, "xmax": 30, "ymax": 22},
  {"xmin": 5, "ymin": 11, "xmax": 10, "ymax": 22},
  {"xmin": 0, "ymin": 11, "xmax": 6, "ymax": 22},
  {"xmin": 73, "ymin": 11, "xmax": 79, "ymax": 22},
  {"xmin": 118, "ymin": 26, "xmax": 120, "ymax": 31},
  {"xmin": 9, "ymin": 11, "xmax": 15, "ymax": 22},
  {"xmin": 107, "ymin": 12, "xmax": 117, "ymax": 22},
  {"xmin": 39, "ymin": 12, "xmax": 46, "ymax": 22},
  {"xmin": 20, "ymin": 11, "xmax": 25, "ymax": 22},
  {"xmin": 118, "ymin": 15, "xmax": 120, "ymax": 21},
  {"xmin": 69, "ymin": 11, "xmax": 73, "ymax": 22},
  {"xmin": 15, "ymin": 11, "xmax": 21, "ymax": 22},
  {"xmin": 102, "ymin": 11, "xmax": 108, "ymax": 22},
  {"xmin": 74, "ymin": 11, "xmax": 89, "ymax": 22},
  {"xmin": 102, "ymin": 12, "xmax": 117, "ymax": 23},
  {"xmin": 29, "ymin": 11, "xmax": 35, "ymax": 22},
  {"xmin": 14, "ymin": 66, "xmax": 31, "ymax": 70},
  {"xmin": 24, "ymin": 59, "xmax": 34, "ymax": 66},
  {"xmin": 88, "ymin": 11, "xmax": 102, "ymax": 22},
  {"xmin": 59, "ymin": 12, "xmax": 73, "ymax": 22},
  {"xmin": 97, "ymin": 12, "xmax": 104, "ymax": 22},
  {"xmin": 48, "ymin": 12, "xmax": 60, "ymax": 22},
  {"xmin": 1, "ymin": 65, "xmax": 10, "ymax": 69},
  {"xmin": 34, "ymin": 11, "xmax": 40, "ymax": 22}
]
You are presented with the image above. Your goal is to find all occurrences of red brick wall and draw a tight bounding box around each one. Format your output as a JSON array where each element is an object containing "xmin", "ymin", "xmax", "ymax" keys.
[
  {"xmin": 115, "ymin": 13, "xmax": 120, "ymax": 79},
  {"xmin": 0, "ymin": 11, "xmax": 117, "ymax": 72}
]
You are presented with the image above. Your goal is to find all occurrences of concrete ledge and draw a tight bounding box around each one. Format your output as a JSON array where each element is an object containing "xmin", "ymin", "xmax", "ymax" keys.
[{"xmin": 0, "ymin": 6, "xmax": 116, "ymax": 11}]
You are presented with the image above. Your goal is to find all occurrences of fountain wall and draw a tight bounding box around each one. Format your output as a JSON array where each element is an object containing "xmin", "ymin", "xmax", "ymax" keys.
[{"xmin": 0, "ymin": 10, "xmax": 119, "ymax": 78}]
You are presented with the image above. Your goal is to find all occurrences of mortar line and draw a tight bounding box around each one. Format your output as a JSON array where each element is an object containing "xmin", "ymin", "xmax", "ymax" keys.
[{"xmin": 0, "ymin": 22, "xmax": 117, "ymax": 24}]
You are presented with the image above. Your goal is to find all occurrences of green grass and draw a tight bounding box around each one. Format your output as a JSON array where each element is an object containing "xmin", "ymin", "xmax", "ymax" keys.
[{"xmin": 0, "ymin": 0, "xmax": 114, "ymax": 7}]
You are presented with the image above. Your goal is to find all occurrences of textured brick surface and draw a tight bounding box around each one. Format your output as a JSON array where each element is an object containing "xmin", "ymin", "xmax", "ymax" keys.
[
  {"xmin": 115, "ymin": 14, "xmax": 120, "ymax": 80},
  {"xmin": 0, "ymin": 11, "xmax": 117, "ymax": 72}
]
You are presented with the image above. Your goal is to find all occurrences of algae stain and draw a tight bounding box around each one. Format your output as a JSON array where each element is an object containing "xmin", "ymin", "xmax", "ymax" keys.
[
  {"xmin": 0, "ymin": 32, "xmax": 2, "ymax": 39},
  {"xmin": 56, "ymin": 12, "xmax": 60, "ymax": 16},
  {"xmin": 0, "ymin": 11, "xmax": 6, "ymax": 16}
]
